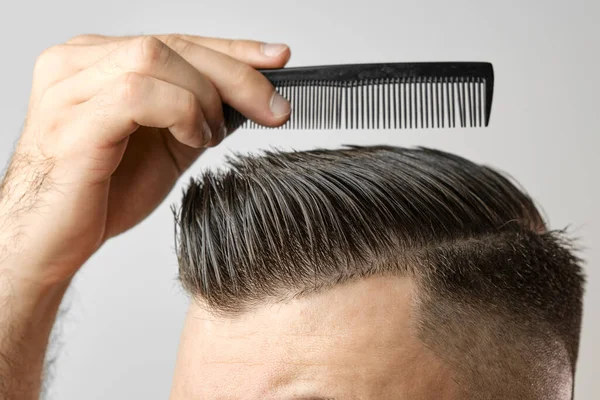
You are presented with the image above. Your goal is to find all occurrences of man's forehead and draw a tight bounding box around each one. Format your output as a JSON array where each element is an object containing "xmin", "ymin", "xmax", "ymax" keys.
[
  {"xmin": 189, "ymin": 275, "xmax": 417, "ymax": 351},
  {"xmin": 172, "ymin": 276, "xmax": 457, "ymax": 399}
]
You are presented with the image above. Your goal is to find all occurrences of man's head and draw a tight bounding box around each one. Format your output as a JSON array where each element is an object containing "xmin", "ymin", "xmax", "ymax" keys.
[{"xmin": 169, "ymin": 146, "xmax": 584, "ymax": 399}]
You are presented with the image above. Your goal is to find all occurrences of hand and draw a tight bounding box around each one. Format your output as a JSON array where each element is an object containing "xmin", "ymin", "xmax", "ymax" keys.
[{"xmin": 0, "ymin": 34, "xmax": 291, "ymax": 284}]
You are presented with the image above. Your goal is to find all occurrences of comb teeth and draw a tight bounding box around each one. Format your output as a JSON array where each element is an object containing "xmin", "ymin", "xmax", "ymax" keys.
[{"xmin": 224, "ymin": 62, "xmax": 494, "ymax": 131}]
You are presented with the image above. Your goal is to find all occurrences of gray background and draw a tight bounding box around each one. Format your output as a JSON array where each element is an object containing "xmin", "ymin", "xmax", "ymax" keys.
[{"xmin": 1, "ymin": 0, "xmax": 598, "ymax": 398}]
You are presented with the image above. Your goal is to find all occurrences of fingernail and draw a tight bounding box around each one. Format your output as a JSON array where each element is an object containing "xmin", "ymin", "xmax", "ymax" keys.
[
  {"xmin": 201, "ymin": 120, "xmax": 212, "ymax": 145},
  {"xmin": 261, "ymin": 43, "xmax": 288, "ymax": 57},
  {"xmin": 219, "ymin": 122, "xmax": 228, "ymax": 139},
  {"xmin": 269, "ymin": 91, "xmax": 291, "ymax": 118}
]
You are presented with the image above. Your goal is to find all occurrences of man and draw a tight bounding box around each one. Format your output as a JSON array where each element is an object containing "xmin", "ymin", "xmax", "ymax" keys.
[{"xmin": 0, "ymin": 34, "xmax": 584, "ymax": 399}]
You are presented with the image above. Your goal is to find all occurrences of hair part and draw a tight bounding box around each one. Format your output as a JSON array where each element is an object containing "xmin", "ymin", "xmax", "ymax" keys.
[{"xmin": 172, "ymin": 146, "xmax": 584, "ymax": 399}]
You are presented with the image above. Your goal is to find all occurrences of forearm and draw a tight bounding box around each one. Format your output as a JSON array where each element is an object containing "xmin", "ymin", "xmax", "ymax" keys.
[{"xmin": 0, "ymin": 254, "xmax": 70, "ymax": 400}]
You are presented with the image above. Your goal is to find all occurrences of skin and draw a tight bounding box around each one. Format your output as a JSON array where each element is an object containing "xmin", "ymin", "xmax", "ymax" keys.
[
  {"xmin": 170, "ymin": 276, "xmax": 458, "ymax": 399},
  {"xmin": 0, "ymin": 32, "xmax": 291, "ymax": 399},
  {"xmin": 0, "ymin": 31, "xmax": 455, "ymax": 399},
  {"xmin": 0, "ymin": 32, "xmax": 571, "ymax": 400}
]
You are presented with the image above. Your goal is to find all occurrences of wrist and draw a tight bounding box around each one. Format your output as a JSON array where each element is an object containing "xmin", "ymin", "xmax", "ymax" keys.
[
  {"xmin": 0, "ymin": 227, "xmax": 75, "ymax": 295},
  {"xmin": 0, "ymin": 261, "xmax": 71, "ymax": 324},
  {"xmin": 0, "ymin": 252, "xmax": 74, "ymax": 293},
  {"xmin": 0, "ymin": 214, "xmax": 86, "ymax": 288}
]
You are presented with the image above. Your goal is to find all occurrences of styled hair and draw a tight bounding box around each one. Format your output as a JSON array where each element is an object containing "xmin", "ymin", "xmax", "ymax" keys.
[{"xmin": 172, "ymin": 146, "xmax": 584, "ymax": 399}]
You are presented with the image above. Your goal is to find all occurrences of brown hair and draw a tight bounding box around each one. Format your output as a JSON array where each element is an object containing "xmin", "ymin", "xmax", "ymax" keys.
[{"xmin": 173, "ymin": 146, "xmax": 584, "ymax": 398}]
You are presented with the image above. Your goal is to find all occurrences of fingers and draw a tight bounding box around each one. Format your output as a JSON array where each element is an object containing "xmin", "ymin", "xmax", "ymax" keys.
[
  {"xmin": 50, "ymin": 36, "xmax": 289, "ymax": 129},
  {"xmin": 35, "ymin": 34, "xmax": 290, "ymax": 102},
  {"xmin": 48, "ymin": 36, "xmax": 224, "ymax": 136},
  {"xmin": 65, "ymin": 34, "xmax": 291, "ymax": 68},
  {"xmin": 76, "ymin": 73, "xmax": 212, "ymax": 148},
  {"xmin": 31, "ymin": 43, "xmax": 116, "ymax": 101},
  {"xmin": 165, "ymin": 41, "xmax": 291, "ymax": 125},
  {"xmin": 163, "ymin": 35, "xmax": 291, "ymax": 69}
]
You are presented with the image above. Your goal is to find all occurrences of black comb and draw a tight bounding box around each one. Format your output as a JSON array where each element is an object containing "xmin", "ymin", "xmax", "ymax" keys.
[{"xmin": 224, "ymin": 62, "xmax": 494, "ymax": 131}]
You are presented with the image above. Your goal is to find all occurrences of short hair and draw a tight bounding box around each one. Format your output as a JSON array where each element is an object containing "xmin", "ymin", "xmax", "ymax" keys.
[{"xmin": 172, "ymin": 146, "xmax": 584, "ymax": 399}]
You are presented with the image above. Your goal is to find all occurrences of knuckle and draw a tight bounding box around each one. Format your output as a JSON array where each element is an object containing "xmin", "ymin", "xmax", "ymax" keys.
[
  {"xmin": 115, "ymin": 72, "xmax": 147, "ymax": 104},
  {"xmin": 229, "ymin": 63, "xmax": 254, "ymax": 88},
  {"xmin": 37, "ymin": 85, "xmax": 59, "ymax": 113},
  {"xmin": 31, "ymin": 95, "xmax": 62, "ymax": 138},
  {"xmin": 226, "ymin": 39, "xmax": 244, "ymax": 57},
  {"xmin": 34, "ymin": 45, "xmax": 67, "ymax": 73},
  {"xmin": 163, "ymin": 34, "xmax": 188, "ymax": 53},
  {"xmin": 65, "ymin": 34, "xmax": 95, "ymax": 44},
  {"xmin": 162, "ymin": 34, "xmax": 178, "ymax": 48},
  {"xmin": 165, "ymin": 35, "xmax": 193, "ymax": 54},
  {"xmin": 132, "ymin": 36, "xmax": 169, "ymax": 72}
]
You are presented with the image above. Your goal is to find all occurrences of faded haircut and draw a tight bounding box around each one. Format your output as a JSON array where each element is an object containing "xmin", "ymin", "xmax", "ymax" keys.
[{"xmin": 172, "ymin": 146, "xmax": 584, "ymax": 399}]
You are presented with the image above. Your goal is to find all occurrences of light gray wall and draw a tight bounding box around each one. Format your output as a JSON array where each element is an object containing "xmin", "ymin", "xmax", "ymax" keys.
[{"xmin": 0, "ymin": 0, "xmax": 598, "ymax": 398}]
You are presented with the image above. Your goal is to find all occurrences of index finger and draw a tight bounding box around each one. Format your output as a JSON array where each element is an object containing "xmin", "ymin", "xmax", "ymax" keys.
[
  {"xmin": 66, "ymin": 34, "xmax": 291, "ymax": 69},
  {"xmin": 164, "ymin": 35, "xmax": 291, "ymax": 68}
]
